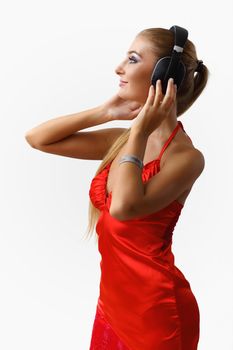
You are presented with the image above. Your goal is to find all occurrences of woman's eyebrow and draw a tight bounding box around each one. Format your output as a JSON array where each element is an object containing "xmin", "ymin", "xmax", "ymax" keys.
[{"xmin": 127, "ymin": 50, "xmax": 142, "ymax": 57}]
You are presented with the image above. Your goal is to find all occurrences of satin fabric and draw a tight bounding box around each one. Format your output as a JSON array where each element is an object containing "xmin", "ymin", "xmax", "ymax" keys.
[
  {"xmin": 89, "ymin": 304, "xmax": 130, "ymax": 350},
  {"xmin": 89, "ymin": 121, "xmax": 200, "ymax": 350}
]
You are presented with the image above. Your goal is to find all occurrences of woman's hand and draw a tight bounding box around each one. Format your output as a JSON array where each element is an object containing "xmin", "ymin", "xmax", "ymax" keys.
[
  {"xmin": 101, "ymin": 94, "xmax": 143, "ymax": 121},
  {"xmin": 131, "ymin": 78, "xmax": 177, "ymax": 137}
]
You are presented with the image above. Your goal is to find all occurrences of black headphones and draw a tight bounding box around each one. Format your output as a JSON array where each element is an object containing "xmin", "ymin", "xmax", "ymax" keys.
[{"xmin": 150, "ymin": 25, "xmax": 188, "ymax": 95}]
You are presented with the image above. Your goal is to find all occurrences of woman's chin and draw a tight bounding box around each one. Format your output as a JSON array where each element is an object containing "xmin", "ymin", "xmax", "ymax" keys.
[
  {"xmin": 118, "ymin": 89, "xmax": 137, "ymax": 101},
  {"xmin": 117, "ymin": 88, "xmax": 146, "ymax": 105},
  {"xmin": 117, "ymin": 90, "xmax": 130, "ymax": 99}
]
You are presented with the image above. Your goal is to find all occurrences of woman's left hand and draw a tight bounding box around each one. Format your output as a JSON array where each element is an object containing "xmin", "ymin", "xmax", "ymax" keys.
[{"xmin": 131, "ymin": 78, "xmax": 177, "ymax": 137}]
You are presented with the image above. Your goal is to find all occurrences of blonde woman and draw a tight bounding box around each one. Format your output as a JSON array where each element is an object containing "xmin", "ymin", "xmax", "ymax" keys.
[{"xmin": 25, "ymin": 26, "xmax": 209, "ymax": 350}]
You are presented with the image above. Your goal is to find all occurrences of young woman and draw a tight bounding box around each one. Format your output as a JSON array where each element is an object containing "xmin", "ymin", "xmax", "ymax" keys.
[{"xmin": 25, "ymin": 26, "xmax": 209, "ymax": 350}]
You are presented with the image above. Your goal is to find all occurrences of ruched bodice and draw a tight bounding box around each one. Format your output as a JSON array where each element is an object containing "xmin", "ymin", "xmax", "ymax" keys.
[
  {"xmin": 89, "ymin": 121, "xmax": 185, "ymax": 215},
  {"xmin": 89, "ymin": 157, "xmax": 184, "ymax": 215}
]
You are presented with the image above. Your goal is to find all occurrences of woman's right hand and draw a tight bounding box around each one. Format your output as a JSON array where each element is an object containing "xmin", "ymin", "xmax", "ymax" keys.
[{"xmin": 102, "ymin": 93, "xmax": 143, "ymax": 121}]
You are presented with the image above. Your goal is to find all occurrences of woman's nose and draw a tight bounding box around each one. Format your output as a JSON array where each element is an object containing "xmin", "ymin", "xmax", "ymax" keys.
[{"xmin": 115, "ymin": 61, "xmax": 125, "ymax": 75}]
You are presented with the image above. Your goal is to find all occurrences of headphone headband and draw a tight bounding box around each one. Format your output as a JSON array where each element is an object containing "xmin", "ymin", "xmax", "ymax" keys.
[
  {"xmin": 173, "ymin": 45, "xmax": 183, "ymax": 53},
  {"xmin": 169, "ymin": 25, "xmax": 188, "ymax": 51}
]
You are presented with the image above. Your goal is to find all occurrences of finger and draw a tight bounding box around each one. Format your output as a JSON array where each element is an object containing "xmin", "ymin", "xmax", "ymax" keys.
[
  {"xmin": 130, "ymin": 107, "xmax": 142, "ymax": 119},
  {"xmin": 162, "ymin": 78, "xmax": 176, "ymax": 109},
  {"xmin": 153, "ymin": 80, "xmax": 164, "ymax": 107},
  {"xmin": 171, "ymin": 79, "xmax": 177, "ymax": 100},
  {"xmin": 146, "ymin": 84, "xmax": 155, "ymax": 105}
]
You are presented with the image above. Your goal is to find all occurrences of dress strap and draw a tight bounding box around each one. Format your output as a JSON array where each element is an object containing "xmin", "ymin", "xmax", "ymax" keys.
[
  {"xmin": 178, "ymin": 120, "xmax": 192, "ymax": 140},
  {"xmin": 157, "ymin": 121, "xmax": 183, "ymax": 162}
]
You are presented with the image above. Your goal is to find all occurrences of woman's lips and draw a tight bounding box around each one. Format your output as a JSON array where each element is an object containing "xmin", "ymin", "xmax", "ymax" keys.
[{"xmin": 119, "ymin": 81, "xmax": 128, "ymax": 87}]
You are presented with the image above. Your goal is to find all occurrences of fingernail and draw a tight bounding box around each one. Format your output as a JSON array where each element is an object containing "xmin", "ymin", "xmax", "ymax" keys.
[{"xmin": 170, "ymin": 78, "xmax": 174, "ymax": 83}]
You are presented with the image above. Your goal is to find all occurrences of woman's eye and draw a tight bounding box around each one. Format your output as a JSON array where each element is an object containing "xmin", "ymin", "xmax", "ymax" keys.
[{"xmin": 128, "ymin": 56, "xmax": 137, "ymax": 63}]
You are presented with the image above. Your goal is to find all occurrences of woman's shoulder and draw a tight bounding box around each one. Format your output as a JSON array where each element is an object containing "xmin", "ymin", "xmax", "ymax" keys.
[
  {"xmin": 162, "ymin": 130, "xmax": 205, "ymax": 172},
  {"xmin": 165, "ymin": 141, "xmax": 205, "ymax": 174}
]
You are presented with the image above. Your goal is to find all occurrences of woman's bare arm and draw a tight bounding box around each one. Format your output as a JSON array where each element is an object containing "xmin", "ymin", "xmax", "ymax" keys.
[
  {"xmin": 24, "ymin": 105, "xmax": 111, "ymax": 147},
  {"xmin": 24, "ymin": 106, "xmax": 127, "ymax": 160}
]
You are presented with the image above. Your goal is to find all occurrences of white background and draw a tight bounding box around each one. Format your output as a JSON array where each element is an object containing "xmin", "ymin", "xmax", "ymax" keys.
[{"xmin": 1, "ymin": 0, "xmax": 233, "ymax": 349}]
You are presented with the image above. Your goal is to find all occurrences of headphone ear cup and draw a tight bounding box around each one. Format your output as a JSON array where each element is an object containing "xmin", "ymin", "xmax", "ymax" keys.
[
  {"xmin": 172, "ymin": 60, "xmax": 186, "ymax": 91},
  {"xmin": 151, "ymin": 57, "xmax": 170, "ymax": 87},
  {"xmin": 151, "ymin": 56, "xmax": 186, "ymax": 94}
]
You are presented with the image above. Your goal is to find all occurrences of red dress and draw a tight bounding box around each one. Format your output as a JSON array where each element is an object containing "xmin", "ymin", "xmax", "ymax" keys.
[{"xmin": 88, "ymin": 121, "xmax": 200, "ymax": 350}]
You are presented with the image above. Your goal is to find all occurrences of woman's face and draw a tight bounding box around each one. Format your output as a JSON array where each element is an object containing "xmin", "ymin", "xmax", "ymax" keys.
[{"xmin": 115, "ymin": 35, "xmax": 157, "ymax": 104}]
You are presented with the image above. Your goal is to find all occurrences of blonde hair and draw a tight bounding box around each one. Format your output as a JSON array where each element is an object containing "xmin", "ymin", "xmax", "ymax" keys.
[{"xmin": 81, "ymin": 27, "xmax": 210, "ymax": 242}]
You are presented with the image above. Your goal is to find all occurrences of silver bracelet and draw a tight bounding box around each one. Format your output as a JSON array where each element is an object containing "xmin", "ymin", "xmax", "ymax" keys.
[{"xmin": 118, "ymin": 154, "xmax": 144, "ymax": 169}]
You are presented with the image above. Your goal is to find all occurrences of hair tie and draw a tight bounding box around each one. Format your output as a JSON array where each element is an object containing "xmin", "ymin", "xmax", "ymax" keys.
[{"xmin": 195, "ymin": 60, "xmax": 204, "ymax": 73}]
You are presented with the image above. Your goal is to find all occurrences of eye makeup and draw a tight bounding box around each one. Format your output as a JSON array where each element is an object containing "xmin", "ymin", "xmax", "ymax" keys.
[{"xmin": 128, "ymin": 56, "xmax": 138, "ymax": 63}]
